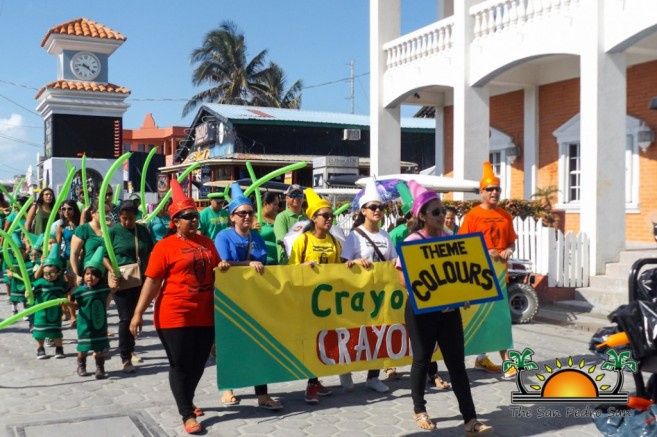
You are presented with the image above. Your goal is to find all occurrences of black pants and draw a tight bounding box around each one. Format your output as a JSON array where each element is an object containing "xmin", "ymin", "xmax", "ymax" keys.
[
  {"xmin": 405, "ymin": 303, "xmax": 476, "ymax": 423},
  {"xmin": 158, "ymin": 326, "xmax": 214, "ymax": 422},
  {"xmin": 112, "ymin": 286, "xmax": 140, "ymax": 363}
]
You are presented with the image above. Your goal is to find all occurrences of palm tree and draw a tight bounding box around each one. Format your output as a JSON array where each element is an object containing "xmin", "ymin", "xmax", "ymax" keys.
[
  {"xmin": 503, "ymin": 347, "xmax": 538, "ymax": 394},
  {"xmin": 601, "ymin": 349, "xmax": 637, "ymax": 394},
  {"xmin": 252, "ymin": 62, "xmax": 303, "ymax": 108},
  {"xmin": 184, "ymin": 21, "xmax": 302, "ymax": 115}
]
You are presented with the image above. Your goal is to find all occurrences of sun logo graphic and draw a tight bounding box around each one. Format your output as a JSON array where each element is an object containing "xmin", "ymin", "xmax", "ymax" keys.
[{"xmin": 504, "ymin": 347, "xmax": 637, "ymax": 404}]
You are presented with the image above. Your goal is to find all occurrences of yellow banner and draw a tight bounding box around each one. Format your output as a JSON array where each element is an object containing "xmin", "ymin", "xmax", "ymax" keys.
[
  {"xmin": 214, "ymin": 261, "xmax": 512, "ymax": 389},
  {"xmin": 397, "ymin": 233, "xmax": 503, "ymax": 314}
]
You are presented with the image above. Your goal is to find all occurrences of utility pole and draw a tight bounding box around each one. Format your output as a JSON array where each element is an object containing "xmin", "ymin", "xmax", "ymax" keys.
[{"xmin": 348, "ymin": 60, "xmax": 355, "ymax": 114}]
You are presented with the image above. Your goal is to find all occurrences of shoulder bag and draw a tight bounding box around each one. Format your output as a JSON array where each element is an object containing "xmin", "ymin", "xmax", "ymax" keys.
[{"xmin": 109, "ymin": 226, "xmax": 142, "ymax": 291}]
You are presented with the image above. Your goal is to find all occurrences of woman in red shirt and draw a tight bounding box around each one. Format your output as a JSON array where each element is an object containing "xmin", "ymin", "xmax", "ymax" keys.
[{"xmin": 130, "ymin": 180, "xmax": 227, "ymax": 435}]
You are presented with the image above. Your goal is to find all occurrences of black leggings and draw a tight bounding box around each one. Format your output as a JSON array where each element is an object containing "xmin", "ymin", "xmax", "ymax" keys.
[
  {"xmin": 158, "ymin": 326, "xmax": 214, "ymax": 422},
  {"xmin": 112, "ymin": 286, "xmax": 140, "ymax": 363},
  {"xmin": 405, "ymin": 303, "xmax": 476, "ymax": 423}
]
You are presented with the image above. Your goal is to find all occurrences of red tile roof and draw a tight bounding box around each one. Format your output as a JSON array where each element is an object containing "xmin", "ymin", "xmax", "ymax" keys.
[
  {"xmin": 35, "ymin": 80, "xmax": 131, "ymax": 99},
  {"xmin": 41, "ymin": 18, "xmax": 126, "ymax": 47}
]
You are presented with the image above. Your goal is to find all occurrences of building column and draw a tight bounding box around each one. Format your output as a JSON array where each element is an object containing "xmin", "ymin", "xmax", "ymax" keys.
[
  {"xmin": 370, "ymin": 0, "xmax": 401, "ymax": 176},
  {"xmin": 434, "ymin": 107, "xmax": 445, "ymax": 175},
  {"xmin": 452, "ymin": 0, "xmax": 489, "ymax": 200},
  {"xmin": 579, "ymin": 0, "xmax": 627, "ymax": 274},
  {"xmin": 523, "ymin": 86, "xmax": 539, "ymax": 199}
]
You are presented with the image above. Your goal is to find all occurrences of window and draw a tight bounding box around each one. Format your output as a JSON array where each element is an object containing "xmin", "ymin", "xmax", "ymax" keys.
[
  {"xmin": 553, "ymin": 114, "xmax": 642, "ymax": 210},
  {"xmin": 488, "ymin": 128, "xmax": 515, "ymax": 197}
]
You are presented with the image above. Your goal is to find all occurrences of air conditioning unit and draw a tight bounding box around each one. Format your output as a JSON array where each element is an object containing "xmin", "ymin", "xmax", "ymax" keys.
[{"xmin": 343, "ymin": 129, "xmax": 361, "ymax": 141}]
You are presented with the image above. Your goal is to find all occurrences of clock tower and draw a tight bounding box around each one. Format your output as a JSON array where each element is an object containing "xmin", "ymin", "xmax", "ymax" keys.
[{"xmin": 35, "ymin": 17, "xmax": 130, "ymax": 193}]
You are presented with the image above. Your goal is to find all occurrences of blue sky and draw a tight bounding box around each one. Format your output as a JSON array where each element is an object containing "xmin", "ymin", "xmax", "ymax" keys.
[{"xmin": 0, "ymin": 0, "xmax": 438, "ymax": 179}]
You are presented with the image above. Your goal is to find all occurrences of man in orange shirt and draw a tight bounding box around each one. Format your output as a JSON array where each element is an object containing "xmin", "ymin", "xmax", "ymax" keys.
[{"xmin": 458, "ymin": 162, "xmax": 517, "ymax": 379}]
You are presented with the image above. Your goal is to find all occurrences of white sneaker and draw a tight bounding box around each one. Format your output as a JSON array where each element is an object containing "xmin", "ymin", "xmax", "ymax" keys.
[
  {"xmin": 365, "ymin": 377, "xmax": 389, "ymax": 393},
  {"xmin": 339, "ymin": 373, "xmax": 354, "ymax": 390}
]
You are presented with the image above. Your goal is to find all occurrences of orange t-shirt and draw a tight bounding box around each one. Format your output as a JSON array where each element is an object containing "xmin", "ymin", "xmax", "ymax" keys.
[
  {"xmin": 145, "ymin": 234, "xmax": 221, "ymax": 329},
  {"xmin": 457, "ymin": 205, "xmax": 517, "ymax": 251}
]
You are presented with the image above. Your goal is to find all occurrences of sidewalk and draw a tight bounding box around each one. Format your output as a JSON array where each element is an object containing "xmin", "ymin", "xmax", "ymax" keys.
[{"xmin": 0, "ymin": 288, "xmax": 619, "ymax": 436}]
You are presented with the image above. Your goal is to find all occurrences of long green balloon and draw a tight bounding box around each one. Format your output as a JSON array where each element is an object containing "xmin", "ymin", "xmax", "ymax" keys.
[
  {"xmin": 2, "ymin": 196, "xmax": 34, "ymax": 271},
  {"xmin": 245, "ymin": 161, "xmax": 263, "ymax": 225},
  {"xmin": 99, "ymin": 153, "xmax": 133, "ymax": 277},
  {"xmin": 0, "ymin": 183, "xmax": 17, "ymax": 207},
  {"xmin": 81, "ymin": 154, "xmax": 90, "ymax": 208},
  {"xmin": 142, "ymin": 162, "xmax": 202, "ymax": 222},
  {"xmin": 0, "ymin": 298, "xmax": 68, "ymax": 330},
  {"xmin": 43, "ymin": 166, "xmax": 76, "ymax": 257},
  {"xmin": 140, "ymin": 147, "xmax": 159, "ymax": 216},
  {"xmin": 333, "ymin": 203, "xmax": 350, "ymax": 216},
  {"xmin": 243, "ymin": 161, "xmax": 308, "ymax": 197},
  {"xmin": 113, "ymin": 184, "xmax": 120, "ymax": 205},
  {"xmin": 0, "ymin": 229, "xmax": 34, "ymax": 305},
  {"xmin": 12, "ymin": 177, "xmax": 25, "ymax": 199}
]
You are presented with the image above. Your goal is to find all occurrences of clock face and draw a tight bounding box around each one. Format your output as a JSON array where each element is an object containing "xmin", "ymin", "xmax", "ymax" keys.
[{"xmin": 70, "ymin": 52, "xmax": 101, "ymax": 81}]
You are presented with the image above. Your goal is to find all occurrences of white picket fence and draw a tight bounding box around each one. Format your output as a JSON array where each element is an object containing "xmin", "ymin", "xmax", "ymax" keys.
[{"xmin": 334, "ymin": 214, "xmax": 590, "ymax": 287}]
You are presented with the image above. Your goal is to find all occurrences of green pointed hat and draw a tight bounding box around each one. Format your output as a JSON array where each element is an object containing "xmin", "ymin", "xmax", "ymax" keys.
[
  {"xmin": 396, "ymin": 181, "xmax": 414, "ymax": 215},
  {"xmin": 84, "ymin": 246, "xmax": 106, "ymax": 275},
  {"xmin": 43, "ymin": 246, "xmax": 64, "ymax": 270}
]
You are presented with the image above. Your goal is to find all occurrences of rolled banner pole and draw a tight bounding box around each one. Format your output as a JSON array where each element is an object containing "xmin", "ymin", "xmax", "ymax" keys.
[
  {"xmin": 2, "ymin": 196, "xmax": 34, "ymax": 271},
  {"xmin": 113, "ymin": 183, "xmax": 121, "ymax": 205},
  {"xmin": 245, "ymin": 161, "xmax": 263, "ymax": 225},
  {"xmin": 12, "ymin": 177, "xmax": 25, "ymax": 199},
  {"xmin": 142, "ymin": 162, "xmax": 202, "ymax": 222},
  {"xmin": 0, "ymin": 298, "xmax": 68, "ymax": 330},
  {"xmin": 42, "ymin": 166, "xmax": 76, "ymax": 258},
  {"xmin": 140, "ymin": 147, "xmax": 159, "ymax": 216},
  {"xmin": 243, "ymin": 161, "xmax": 308, "ymax": 198},
  {"xmin": 99, "ymin": 153, "xmax": 132, "ymax": 277},
  {"xmin": 0, "ymin": 229, "xmax": 34, "ymax": 305},
  {"xmin": 81, "ymin": 154, "xmax": 90, "ymax": 208}
]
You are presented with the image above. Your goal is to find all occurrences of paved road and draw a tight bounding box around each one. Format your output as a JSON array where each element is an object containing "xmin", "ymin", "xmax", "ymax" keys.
[{"xmin": 0, "ymin": 287, "xmax": 630, "ymax": 436}]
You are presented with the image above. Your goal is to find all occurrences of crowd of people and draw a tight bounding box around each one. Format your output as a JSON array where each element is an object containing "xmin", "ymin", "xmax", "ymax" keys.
[{"xmin": 0, "ymin": 161, "xmax": 514, "ymax": 435}]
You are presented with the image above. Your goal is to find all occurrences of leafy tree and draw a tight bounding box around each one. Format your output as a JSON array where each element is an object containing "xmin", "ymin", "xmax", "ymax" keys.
[
  {"xmin": 601, "ymin": 349, "xmax": 637, "ymax": 393},
  {"xmin": 184, "ymin": 21, "xmax": 302, "ymax": 116},
  {"xmin": 502, "ymin": 347, "xmax": 538, "ymax": 394}
]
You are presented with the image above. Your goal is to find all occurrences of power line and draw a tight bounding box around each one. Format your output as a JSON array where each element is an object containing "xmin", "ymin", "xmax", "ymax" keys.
[
  {"xmin": 0, "ymin": 93, "xmax": 40, "ymax": 117},
  {"xmin": 0, "ymin": 132, "xmax": 41, "ymax": 147}
]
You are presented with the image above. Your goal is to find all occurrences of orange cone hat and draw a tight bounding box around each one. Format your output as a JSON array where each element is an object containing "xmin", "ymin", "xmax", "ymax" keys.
[
  {"xmin": 480, "ymin": 162, "xmax": 501, "ymax": 190},
  {"xmin": 168, "ymin": 179, "xmax": 197, "ymax": 225}
]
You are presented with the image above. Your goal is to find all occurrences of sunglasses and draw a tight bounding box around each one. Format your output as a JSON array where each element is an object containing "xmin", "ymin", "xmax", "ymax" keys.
[
  {"xmin": 484, "ymin": 186, "xmax": 502, "ymax": 193},
  {"xmin": 43, "ymin": 272, "xmax": 59, "ymax": 278},
  {"xmin": 106, "ymin": 191, "xmax": 113, "ymax": 196},
  {"xmin": 233, "ymin": 210, "xmax": 254, "ymax": 218},
  {"xmin": 314, "ymin": 213, "xmax": 335, "ymax": 221},
  {"xmin": 288, "ymin": 193, "xmax": 303, "ymax": 199},
  {"xmin": 363, "ymin": 204, "xmax": 385, "ymax": 212},
  {"xmin": 177, "ymin": 212, "xmax": 199, "ymax": 221},
  {"xmin": 428, "ymin": 207, "xmax": 446, "ymax": 217}
]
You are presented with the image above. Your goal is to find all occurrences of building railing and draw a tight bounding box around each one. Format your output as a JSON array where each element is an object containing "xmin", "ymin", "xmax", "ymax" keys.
[{"xmin": 383, "ymin": 17, "xmax": 454, "ymax": 69}]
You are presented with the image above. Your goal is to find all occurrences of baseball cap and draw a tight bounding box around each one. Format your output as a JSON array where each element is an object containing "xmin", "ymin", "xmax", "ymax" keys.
[{"xmin": 285, "ymin": 184, "xmax": 303, "ymax": 196}]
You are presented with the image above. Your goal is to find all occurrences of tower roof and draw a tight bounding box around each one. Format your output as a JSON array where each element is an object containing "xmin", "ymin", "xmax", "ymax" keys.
[
  {"xmin": 41, "ymin": 17, "xmax": 126, "ymax": 47},
  {"xmin": 35, "ymin": 80, "xmax": 130, "ymax": 99}
]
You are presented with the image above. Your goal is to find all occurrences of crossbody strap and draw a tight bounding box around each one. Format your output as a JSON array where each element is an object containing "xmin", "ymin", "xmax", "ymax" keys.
[
  {"xmin": 354, "ymin": 227, "xmax": 386, "ymax": 261},
  {"xmin": 134, "ymin": 226, "xmax": 140, "ymax": 265}
]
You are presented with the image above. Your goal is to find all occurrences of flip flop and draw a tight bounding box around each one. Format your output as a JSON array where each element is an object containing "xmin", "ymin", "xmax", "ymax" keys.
[
  {"xmin": 193, "ymin": 406, "xmax": 204, "ymax": 417},
  {"xmin": 414, "ymin": 413, "xmax": 436, "ymax": 431},
  {"xmin": 258, "ymin": 398, "xmax": 283, "ymax": 411},
  {"xmin": 183, "ymin": 418, "xmax": 202, "ymax": 434},
  {"xmin": 221, "ymin": 394, "xmax": 240, "ymax": 406},
  {"xmin": 433, "ymin": 376, "xmax": 451, "ymax": 390}
]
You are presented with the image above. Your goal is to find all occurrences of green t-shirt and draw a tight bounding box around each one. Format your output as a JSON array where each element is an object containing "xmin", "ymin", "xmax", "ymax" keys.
[
  {"xmin": 73, "ymin": 223, "xmax": 105, "ymax": 271},
  {"xmin": 273, "ymin": 208, "xmax": 308, "ymax": 264},
  {"xmin": 199, "ymin": 207, "xmax": 229, "ymax": 241},
  {"xmin": 107, "ymin": 223, "xmax": 154, "ymax": 271},
  {"xmin": 389, "ymin": 223, "xmax": 409, "ymax": 248},
  {"xmin": 260, "ymin": 222, "xmax": 278, "ymax": 265}
]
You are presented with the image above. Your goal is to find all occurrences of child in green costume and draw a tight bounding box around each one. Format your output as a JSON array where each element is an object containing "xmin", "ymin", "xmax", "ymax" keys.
[
  {"xmin": 31, "ymin": 248, "xmax": 69, "ymax": 359},
  {"xmin": 70, "ymin": 247, "xmax": 110, "ymax": 379}
]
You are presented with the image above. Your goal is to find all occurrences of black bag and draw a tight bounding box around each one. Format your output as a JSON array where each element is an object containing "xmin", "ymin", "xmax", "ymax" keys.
[
  {"xmin": 613, "ymin": 300, "xmax": 657, "ymax": 360},
  {"xmin": 637, "ymin": 267, "xmax": 657, "ymax": 303}
]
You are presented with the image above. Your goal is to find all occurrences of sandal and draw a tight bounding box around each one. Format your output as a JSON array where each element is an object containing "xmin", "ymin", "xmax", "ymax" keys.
[
  {"xmin": 414, "ymin": 413, "xmax": 436, "ymax": 431},
  {"xmin": 183, "ymin": 417, "xmax": 202, "ymax": 434},
  {"xmin": 432, "ymin": 376, "xmax": 451, "ymax": 390},
  {"xmin": 192, "ymin": 405, "xmax": 204, "ymax": 417},
  {"xmin": 221, "ymin": 391, "xmax": 240, "ymax": 406},
  {"xmin": 258, "ymin": 396, "xmax": 283, "ymax": 411},
  {"xmin": 464, "ymin": 419, "xmax": 494, "ymax": 436},
  {"xmin": 385, "ymin": 368, "xmax": 401, "ymax": 380}
]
